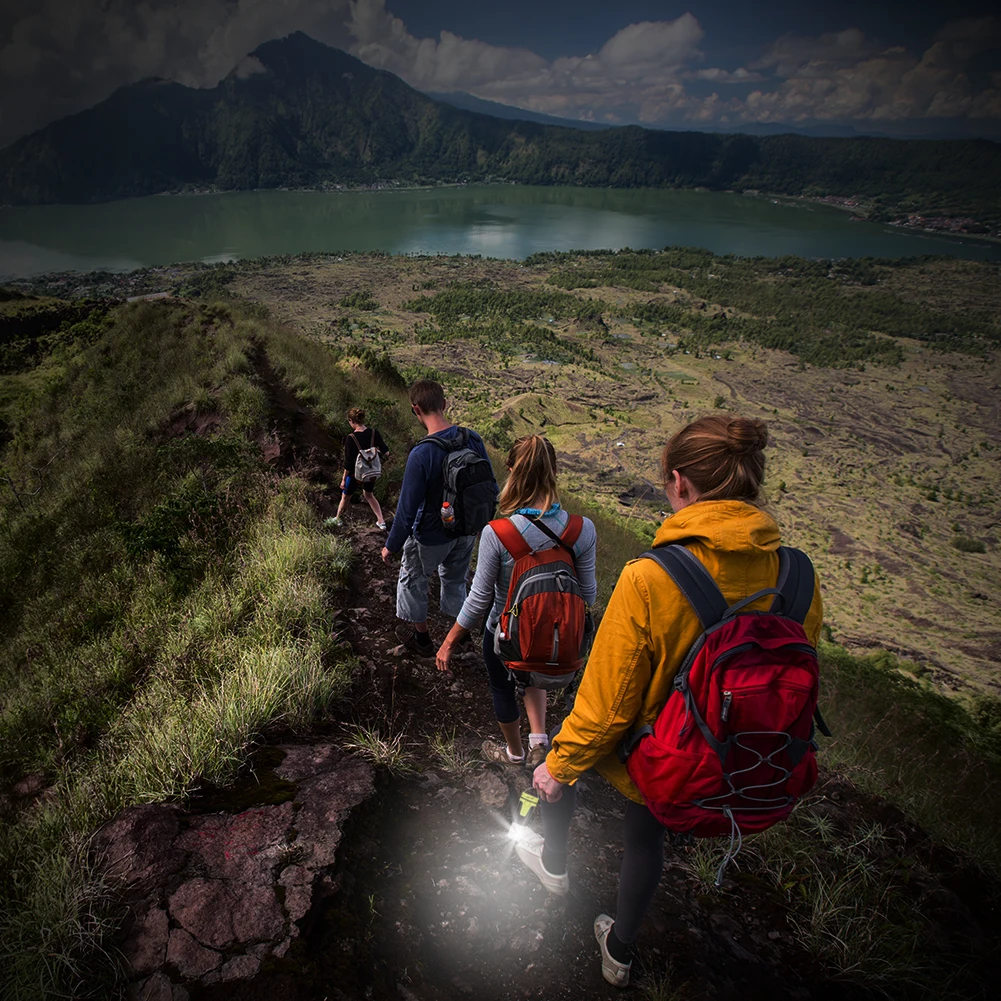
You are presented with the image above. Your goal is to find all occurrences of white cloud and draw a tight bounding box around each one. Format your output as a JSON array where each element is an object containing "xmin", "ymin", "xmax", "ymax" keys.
[
  {"xmin": 0, "ymin": 1, "xmax": 998, "ymax": 148},
  {"xmin": 733, "ymin": 17, "xmax": 1001, "ymax": 124},
  {"xmin": 751, "ymin": 28, "xmax": 877, "ymax": 77},
  {"xmin": 693, "ymin": 67, "xmax": 765, "ymax": 84}
]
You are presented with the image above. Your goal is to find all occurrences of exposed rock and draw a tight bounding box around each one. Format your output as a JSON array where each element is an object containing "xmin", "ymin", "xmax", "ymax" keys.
[
  {"xmin": 464, "ymin": 769, "xmax": 510, "ymax": 809},
  {"xmin": 166, "ymin": 928, "xmax": 222, "ymax": 978},
  {"xmin": 12, "ymin": 773, "xmax": 45, "ymax": 797},
  {"xmin": 94, "ymin": 804, "xmax": 186, "ymax": 895},
  {"xmin": 101, "ymin": 743, "xmax": 375, "ymax": 994},
  {"xmin": 132, "ymin": 971, "xmax": 172, "ymax": 1001},
  {"xmin": 617, "ymin": 479, "xmax": 668, "ymax": 506},
  {"xmin": 231, "ymin": 886, "xmax": 286, "ymax": 943},
  {"xmin": 122, "ymin": 903, "xmax": 169, "ymax": 976},
  {"xmin": 174, "ymin": 802, "xmax": 295, "ymax": 884},
  {"xmin": 219, "ymin": 954, "xmax": 262, "ymax": 981},
  {"xmin": 284, "ymin": 753, "xmax": 375, "ymax": 869},
  {"xmin": 168, "ymin": 879, "xmax": 237, "ymax": 950},
  {"xmin": 278, "ymin": 864, "xmax": 313, "ymax": 923}
]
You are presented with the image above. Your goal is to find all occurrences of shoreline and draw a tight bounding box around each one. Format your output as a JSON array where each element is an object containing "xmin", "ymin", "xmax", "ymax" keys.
[
  {"xmin": 765, "ymin": 192, "xmax": 1001, "ymax": 246},
  {"xmin": 3, "ymin": 179, "xmax": 999, "ymax": 245}
]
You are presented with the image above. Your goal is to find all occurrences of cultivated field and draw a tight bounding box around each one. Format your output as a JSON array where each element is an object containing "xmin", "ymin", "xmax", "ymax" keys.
[{"xmin": 224, "ymin": 250, "xmax": 1001, "ymax": 696}]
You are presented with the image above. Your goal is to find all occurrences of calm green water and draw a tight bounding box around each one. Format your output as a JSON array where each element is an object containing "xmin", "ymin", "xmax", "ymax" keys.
[{"xmin": 1, "ymin": 185, "xmax": 999, "ymax": 278}]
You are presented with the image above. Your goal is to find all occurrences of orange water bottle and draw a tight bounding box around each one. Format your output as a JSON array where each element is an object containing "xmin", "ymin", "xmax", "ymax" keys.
[{"xmin": 440, "ymin": 500, "xmax": 455, "ymax": 527}]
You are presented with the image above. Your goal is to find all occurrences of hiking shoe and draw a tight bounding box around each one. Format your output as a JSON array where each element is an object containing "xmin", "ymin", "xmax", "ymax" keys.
[
  {"xmin": 480, "ymin": 740, "xmax": 525, "ymax": 766},
  {"xmin": 525, "ymin": 744, "xmax": 548, "ymax": 769},
  {"xmin": 395, "ymin": 624, "xmax": 433, "ymax": 658},
  {"xmin": 594, "ymin": 914, "xmax": 631, "ymax": 988},
  {"xmin": 515, "ymin": 830, "xmax": 569, "ymax": 896}
]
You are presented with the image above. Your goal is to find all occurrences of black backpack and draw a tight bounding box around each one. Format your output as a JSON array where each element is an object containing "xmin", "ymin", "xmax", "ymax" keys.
[{"xmin": 424, "ymin": 428, "xmax": 497, "ymax": 536}]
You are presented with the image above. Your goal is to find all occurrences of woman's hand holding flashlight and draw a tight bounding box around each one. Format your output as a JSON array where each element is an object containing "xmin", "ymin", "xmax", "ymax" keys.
[{"xmin": 532, "ymin": 761, "xmax": 565, "ymax": 802}]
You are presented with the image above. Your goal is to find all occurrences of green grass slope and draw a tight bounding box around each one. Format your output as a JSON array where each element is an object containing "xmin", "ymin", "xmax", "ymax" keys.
[
  {"xmin": 1, "ymin": 288, "xmax": 999, "ymax": 998},
  {"xmin": 0, "ymin": 297, "xmax": 404, "ymax": 996}
]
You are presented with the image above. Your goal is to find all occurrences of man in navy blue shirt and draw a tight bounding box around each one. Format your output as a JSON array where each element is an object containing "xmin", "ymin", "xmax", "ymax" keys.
[{"xmin": 381, "ymin": 380, "xmax": 497, "ymax": 657}]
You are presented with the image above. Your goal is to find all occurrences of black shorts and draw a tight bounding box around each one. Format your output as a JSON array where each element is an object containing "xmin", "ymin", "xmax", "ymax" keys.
[{"xmin": 343, "ymin": 474, "xmax": 377, "ymax": 495}]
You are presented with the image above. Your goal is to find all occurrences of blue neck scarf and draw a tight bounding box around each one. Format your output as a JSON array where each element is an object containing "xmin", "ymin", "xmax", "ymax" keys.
[{"xmin": 515, "ymin": 502, "xmax": 562, "ymax": 518}]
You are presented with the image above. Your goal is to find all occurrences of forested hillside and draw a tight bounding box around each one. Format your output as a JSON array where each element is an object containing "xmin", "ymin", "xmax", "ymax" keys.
[{"xmin": 0, "ymin": 32, "xmax": 999, "ymax": 226}]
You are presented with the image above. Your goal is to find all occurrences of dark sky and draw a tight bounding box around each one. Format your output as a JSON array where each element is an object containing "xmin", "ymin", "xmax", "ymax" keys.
[
  {"xmin": 389, "ymin": 0, "xmax": 998, "ymax": 63},
  {"xmin": 1, "ymin": 0, "xmax": 999, "ymax": 147}
]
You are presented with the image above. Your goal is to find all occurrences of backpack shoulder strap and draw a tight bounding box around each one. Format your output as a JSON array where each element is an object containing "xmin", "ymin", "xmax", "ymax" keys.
[
  {"xmin": 530, "ymin": 514, "xmax": 580, "ymax": 554},
  {"xmin": 421, "ymin": 427, "xmax": 469, "ymax": 453},
  {"xmin": 490, "ymin": 518, "xmax": 533, "ymax": 561},
  {"xmin": 772, "ymin": 546, "xmax": 816, "ymax": 625},
  {"xmin": 640, "ymin": 545, "xmax": 728, "ymax": 630},
  {"xmin": 560, "ymin": 514, "xmax": 584, "ymax": 547}
]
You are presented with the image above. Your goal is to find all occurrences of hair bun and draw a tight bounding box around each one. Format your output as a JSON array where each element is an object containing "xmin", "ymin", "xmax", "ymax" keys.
[{"xmin": 726, "ymin": 418, "xmax": 768, "ymax": 456}]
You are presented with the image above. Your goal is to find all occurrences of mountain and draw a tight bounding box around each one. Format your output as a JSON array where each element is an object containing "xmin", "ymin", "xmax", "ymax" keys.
[
  {"xmin": 1, "ymin": 31, "xmax": 999, "ymax": 224},
  {"xmin": 424, "ymin": 91, "xmax": 611, "ymax": 130}
]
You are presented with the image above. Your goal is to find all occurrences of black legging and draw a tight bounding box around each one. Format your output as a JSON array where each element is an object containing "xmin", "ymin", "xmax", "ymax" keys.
[
  {"xmin": 482, "ymin": 627, "xmax": 519, "ymax": 723},
  {"xmin": 540, "ymin": 785, "xmax": 665, "ymax": 946}
]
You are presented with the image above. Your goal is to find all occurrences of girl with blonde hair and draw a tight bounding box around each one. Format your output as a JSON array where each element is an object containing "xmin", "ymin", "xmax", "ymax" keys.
[{"xmin": 437, "ymin": 435, "xmax": 598, "ymax": 767}]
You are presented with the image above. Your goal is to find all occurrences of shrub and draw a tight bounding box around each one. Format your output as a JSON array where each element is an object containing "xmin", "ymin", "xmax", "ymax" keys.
[
  {"xmin": 338, "ymin": 290, "xmax": 379, "ymax": 310},
  {"xmin": 952, "ymin": 535, "xmax": 986, "ymax": 553}
]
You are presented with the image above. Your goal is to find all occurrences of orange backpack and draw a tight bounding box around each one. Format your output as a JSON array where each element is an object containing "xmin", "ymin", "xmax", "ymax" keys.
[{"xmin": 492, "ymin": 515, "xmax": 591, "ymax": 689}]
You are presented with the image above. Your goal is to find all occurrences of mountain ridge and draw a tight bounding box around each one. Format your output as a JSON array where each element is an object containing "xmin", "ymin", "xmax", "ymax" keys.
[{"xmin": 0, "ymin": 31, "xmax": 999, "ymax": 226}]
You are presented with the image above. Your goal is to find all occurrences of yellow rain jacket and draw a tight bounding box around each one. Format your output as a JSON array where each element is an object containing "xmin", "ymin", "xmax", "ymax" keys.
[{"xmin": 547, "ymin": 500, "xmax": 824, "ymax": 802}]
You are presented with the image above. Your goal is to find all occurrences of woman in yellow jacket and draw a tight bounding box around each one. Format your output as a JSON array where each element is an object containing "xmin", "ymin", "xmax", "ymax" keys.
[{"xmin": 514, "ymin": 415, "xmax": 823, "ymax": 988}]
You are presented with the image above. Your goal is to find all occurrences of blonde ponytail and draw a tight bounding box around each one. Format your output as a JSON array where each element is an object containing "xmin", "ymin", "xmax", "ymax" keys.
[{"xmin": 498, "ymin": 436, "xmax": 559, "ymax": 516}]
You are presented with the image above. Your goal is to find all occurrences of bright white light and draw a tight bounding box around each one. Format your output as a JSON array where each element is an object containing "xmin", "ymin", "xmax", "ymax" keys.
[{"xmin": 508, "ymin": 822, "xmax": 529, "ymax": 842}]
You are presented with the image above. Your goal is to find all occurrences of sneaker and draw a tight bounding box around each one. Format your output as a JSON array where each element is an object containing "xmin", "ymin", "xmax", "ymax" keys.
[
  {"xmin": 515, "ymin": 830, "xmax": 569, "ymax": 896},
  {"xmin": 324, "ymin": 516, "xmax": 342, "ymax": 528},
  {"xmin": 395, "ymin": 624, "xmax": 433, "ymax": 658},
  {"xmin": 594, "ymin": 914, "xmax": 631, "ymax": 988},
  {"xmin": 376, "ymin": 521, "xmax": 387, "ymax": 530},
  {"xmin": 525, "ymin": 744, "xmax": 548, "ymax": 769},
  {"xmin": 480, "ymin": 740, "xmax": 525, "ymax": 766}
]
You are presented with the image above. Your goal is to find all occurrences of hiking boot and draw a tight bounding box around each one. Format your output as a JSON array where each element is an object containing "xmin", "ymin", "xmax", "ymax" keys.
[
  {"xmin": 525, "ymin": 744, "xmax": 548, "ymax": 769},
  {"xmin": 514, "ymin": 830, "xmax": 569, "ymax": 896},
  {"xmin": 594, "ymin": 914, "xmax": 631, "ymax": 988},
  {"xmin": 395, "ymin": 624, "xmax": 434, "ymax": 658},
  {"xmin": 480, "ymin": 740, "xmax": 525, "ymax": 767}
]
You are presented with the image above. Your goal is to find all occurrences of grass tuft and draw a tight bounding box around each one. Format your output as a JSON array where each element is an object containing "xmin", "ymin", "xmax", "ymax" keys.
[{"xmin": 341, "ymin": 725, "xmax": 417, "ymax": 776}]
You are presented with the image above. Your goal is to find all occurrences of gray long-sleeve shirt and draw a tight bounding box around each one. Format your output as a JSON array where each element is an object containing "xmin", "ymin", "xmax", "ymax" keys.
[{"xmin": 456, "ymin": 510, "xmax": 598, "ymax": 633}]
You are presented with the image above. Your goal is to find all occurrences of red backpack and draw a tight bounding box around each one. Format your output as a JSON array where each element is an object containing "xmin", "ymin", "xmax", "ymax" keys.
[
  {"xmin": 492, "ymin": 515, "xmax": 591, "ymax": 689},
  {"xmin": 622, "ymin": 545, "xmax": 828, "ymax": 860}
]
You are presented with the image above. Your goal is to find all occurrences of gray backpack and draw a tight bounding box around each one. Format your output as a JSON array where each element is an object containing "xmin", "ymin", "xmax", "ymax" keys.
[
  {"xmin": 350, "ymin": 432, "xmax": 382, "ymax": 482},
  {"xmin": 424, "ymin": 428, "xmax": 497, "ymax": 536}
]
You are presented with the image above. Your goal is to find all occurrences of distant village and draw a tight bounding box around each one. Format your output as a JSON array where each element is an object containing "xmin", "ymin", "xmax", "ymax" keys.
[{"xmin": 816, "ymin": 194, "xmax": 998, "ymax": 239}]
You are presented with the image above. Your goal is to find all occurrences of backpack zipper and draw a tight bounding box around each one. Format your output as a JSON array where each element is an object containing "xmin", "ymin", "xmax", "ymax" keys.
[
  {"xmin": 508, "ymin": 568, "xmax": 577, "ymax": 615},
  {"xmin": 721, "ymin": 691, "xmax": 733, "ymax": 722}
]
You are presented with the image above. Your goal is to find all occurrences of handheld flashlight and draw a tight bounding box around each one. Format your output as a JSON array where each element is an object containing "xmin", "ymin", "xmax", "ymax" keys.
[{"xmin": 509, "ymin": 790, "xmax": 539, "ymax": 841}]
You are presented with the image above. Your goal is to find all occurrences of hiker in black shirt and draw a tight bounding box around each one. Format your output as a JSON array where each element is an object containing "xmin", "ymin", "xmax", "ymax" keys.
[{"xmin": 330, "ymin": 407, "xmax": 390, "ymax": 530}]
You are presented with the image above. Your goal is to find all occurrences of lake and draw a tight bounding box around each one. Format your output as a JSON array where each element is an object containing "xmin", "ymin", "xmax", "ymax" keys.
[{"xmin": 1, "ymin": 184, "xmax": 999, "ymax": 278}]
